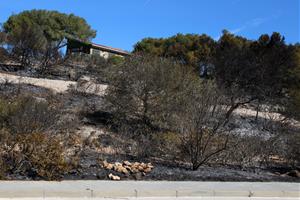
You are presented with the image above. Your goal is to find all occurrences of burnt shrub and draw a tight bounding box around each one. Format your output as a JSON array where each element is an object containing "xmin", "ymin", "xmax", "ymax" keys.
[
  {"xmin": 0, "ymin": 95, "xmax": 58, "ymax": 134},
  {"xmin": 105, "ymin": 55, "xmax": 233, "ymax": 167},
  {"xmin": 216, "ymin": 131, "xmax": 300, "ymax": 168},
  {"xmin": 152, "ymin": 131, "xmax": 181, "ymax": 160},
  {"xmin": 0, "ymin": 156, "xmax": 7, "ymax": 180},
  {"xmin": 1, "ymin": 131, "xmax": 69, "ymax": 180},
  {"xmin": 284, "ymin": 132, "xmax": 300, "ymax": 167},
  {"xmin": 0, "ymin": 95, "xmax": 70, "ymax": 180}
]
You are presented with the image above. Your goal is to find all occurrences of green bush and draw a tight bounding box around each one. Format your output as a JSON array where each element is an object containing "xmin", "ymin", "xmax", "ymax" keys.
[{"xmin": 108, "ymin": 55, "xmax": 125, "ymax": 65}]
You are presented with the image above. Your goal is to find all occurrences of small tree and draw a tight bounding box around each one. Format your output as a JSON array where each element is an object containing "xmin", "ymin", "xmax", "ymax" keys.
[
  {"xmin": 105, "ymin": 55, "xmax": 197, "ymax": 157},
  {"xmin": 171, "ymin": 81, "xmax": 231, "ymax": 170},
  {"xmin": 6, "ymin": 23, "xmax": 46, "ymax": 67},
  {"xmin": 285, "ymin": 44, "xmax": 300, "ymax": 120},
  {"xmin": 105, "ymin": 54, "xmax": 195, "ymax": 131},
  {"xmin": 3, "ymin": 10, "xmax": 96, "ymax": 71},
  {"xmin": 105, "ymin": 55, "xmax": 233, "ymax": 163},
  {"xmin": 133, "ymin": 33, "xmax": 217, "ymax": 74},
  {"xmin": 214, "ymin": 31, "xmax": 297, "ymax": 114},
  {"xmin": 0, "ymin": 25, "xmax": 8, "ymax": 62}
]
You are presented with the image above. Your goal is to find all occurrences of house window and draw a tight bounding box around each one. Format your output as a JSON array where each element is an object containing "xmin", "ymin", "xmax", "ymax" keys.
[{"xmin": 92, "ymin": 49, "xmax": 101, "ymax": 55}]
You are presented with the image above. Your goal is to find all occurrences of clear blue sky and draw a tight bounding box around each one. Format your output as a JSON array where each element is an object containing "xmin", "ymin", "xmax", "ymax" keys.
[{"xmin": 0, "ymin": 0, "xmax": 299, "ymax": 51}]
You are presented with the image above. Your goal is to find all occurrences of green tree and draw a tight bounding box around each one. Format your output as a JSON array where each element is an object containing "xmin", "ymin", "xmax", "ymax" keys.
[
  {"xmin": 3, "ymin": 9, "xmax": 96, "ymax": 70},
  {"xmin": 214, "ymin": 30, "xmax": 250, "ymax": 91},
  {"xmin": 133, "ymin": 34, "xmax": 216, "ymax": 75},
  {"xmin": 0, "ymin": 24, "xmax": 8, "ymax": 61},
  {"xmin": 214, "ymin": 31, "xmax": 296, "ymax": 112},
  {"xmin": 285, "ymin": 44, "xmax": 300, "ymax": 120},
  {"xmin": 0, "ymin": 25, "xmax": 6, "ymax": 46}
]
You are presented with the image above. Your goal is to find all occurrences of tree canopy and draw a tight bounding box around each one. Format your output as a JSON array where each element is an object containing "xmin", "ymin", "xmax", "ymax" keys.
[
  {"xmin": 3, "ymin": 9, "xmax": 96, "ymax": 43},
  {"xmin": 214, "ymin": 31, "xmax": 296, "ymax": 99},
  {"xmin": 134, "ymin": 31, "xmax": 300, "ymax": 107},
  {"xmin": 133, "ymin": 33, "xmax": 216, "ymax": 74},
  {"xmin": 2, "ymin": 10, "xmax": 96, "ymax": 68}
]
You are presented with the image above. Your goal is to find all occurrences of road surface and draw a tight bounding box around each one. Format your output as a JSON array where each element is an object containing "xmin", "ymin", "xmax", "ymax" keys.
[
  {"xmin": 0, "ymin": 181, "xmax": 299, "ymax": 199},
  {"xmin": 0, "ymin": 198, "xmax": 298, "ymax": 200}
]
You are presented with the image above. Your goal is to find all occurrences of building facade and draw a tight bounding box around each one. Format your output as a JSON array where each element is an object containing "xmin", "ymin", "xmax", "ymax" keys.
[{"xmin": 66, "ymin": 38, "xmax": 130, "ymax": 59}]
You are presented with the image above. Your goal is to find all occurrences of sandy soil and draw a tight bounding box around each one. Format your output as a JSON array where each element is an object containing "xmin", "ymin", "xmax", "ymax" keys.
[
  {"xmin": 0, "ymin": 72, "xmax": 76, "ymax": 93},
  {"xmin": 0, "ymin": 72, "xmax": 107, "ymax": 95}
]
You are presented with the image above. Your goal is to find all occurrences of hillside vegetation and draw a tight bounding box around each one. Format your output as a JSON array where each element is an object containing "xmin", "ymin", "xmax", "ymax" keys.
[{"xmin": 0, "ymin": 10, "xmax": 299, "ymax": 181}]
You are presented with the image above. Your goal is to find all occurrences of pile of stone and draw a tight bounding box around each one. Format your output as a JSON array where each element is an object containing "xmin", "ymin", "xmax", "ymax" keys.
[
  {"xmin": 108, "ymin": 173, "xmax": 121, "ymax": 180},
  {"xmin": 101, "ymin": 160, "xmax": 154, "ymax": 180},
  {"xmin": 275, "ymin": 170, "xmax": 300, "ymax": 178}
]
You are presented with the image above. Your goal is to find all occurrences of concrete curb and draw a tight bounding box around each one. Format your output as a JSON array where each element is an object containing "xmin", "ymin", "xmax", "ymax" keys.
[{"xmin": 0, "ymin": 181, "xmax": 299, "ymax": 198}]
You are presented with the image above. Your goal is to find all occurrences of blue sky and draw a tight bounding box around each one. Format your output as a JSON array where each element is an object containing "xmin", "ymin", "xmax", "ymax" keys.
[{"xmin": 0, "ymin": 0, "xmax": 299, "ymax": 51}]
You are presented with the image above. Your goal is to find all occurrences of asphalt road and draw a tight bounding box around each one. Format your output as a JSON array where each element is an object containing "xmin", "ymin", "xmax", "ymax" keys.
[{"xmin": 0, "ymin": 181, "xmax": 299, "ymax": 199}]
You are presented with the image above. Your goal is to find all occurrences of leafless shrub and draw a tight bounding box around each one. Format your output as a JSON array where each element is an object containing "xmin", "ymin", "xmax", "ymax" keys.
[
  {"xmin": 218, "ymin": 134, "xmax": 276, "ymax": 167},
  {"xmin": 0, "ymin": 155, "xmax": 7, "ymax": 179},
  {"xmin": 170, "ymin": 81, "xmax": 233, "ymax": 170},
  {"xmin": 217, "ymin": 115, "xmax": 298, "ymax": 168},
  {"xmin": 285, "ymin": 132, "xmax": 300, "ymax": 166},
  {"xmin": 152, "ymin": 131, "xmax": 181, "ymax": 160}
]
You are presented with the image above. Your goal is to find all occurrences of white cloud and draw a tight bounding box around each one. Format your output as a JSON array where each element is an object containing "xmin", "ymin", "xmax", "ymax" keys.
[
  {"xmin": 250, "ymin": 18, "xmax": 269, "ymax": 27},
  {"xmin": 229, "ymin": 26, "xmax": 247, "ymax": 34},
  {"xmin": 230, "ymin": 17, "xmax": 269, "ymax": 34},
  {"xmin": 214, "ymin": 16, "xmax": 277, "ymax": 40}
]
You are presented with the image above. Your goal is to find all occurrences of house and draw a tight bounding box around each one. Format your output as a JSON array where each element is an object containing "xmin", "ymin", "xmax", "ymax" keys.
[{"xmin": 66, "ymin": 38, "xmax": 130, "ymax": 59}]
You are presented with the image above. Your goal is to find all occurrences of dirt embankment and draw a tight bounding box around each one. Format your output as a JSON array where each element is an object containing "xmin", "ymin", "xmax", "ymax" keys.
[
  {"xmin": 1, "ymin": 72, "xmax": 299, "ymax": 182},
  {"xmin": 0, "ymin": 72, "xmax": 107, "ymax": 95}
]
